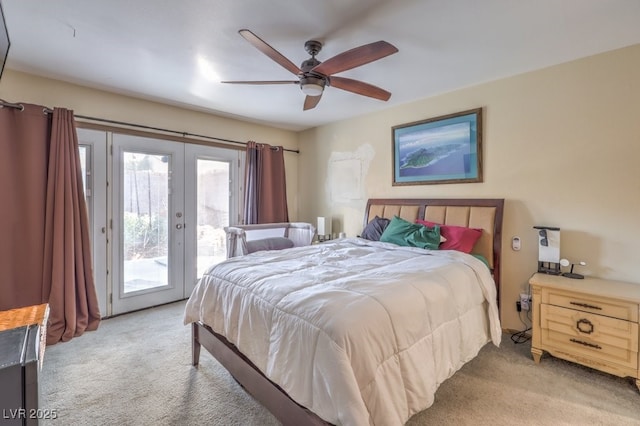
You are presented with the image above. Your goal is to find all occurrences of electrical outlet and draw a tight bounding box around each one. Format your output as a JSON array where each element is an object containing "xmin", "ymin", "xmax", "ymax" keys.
[{"xmin": 520, "ymin": 293, "xmax": 531, "ymax": 311}]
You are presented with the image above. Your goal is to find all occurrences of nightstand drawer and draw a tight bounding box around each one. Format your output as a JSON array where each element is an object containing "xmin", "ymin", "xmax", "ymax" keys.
[
  {"xmin": 541, "ymin": 304, "xmax": 638, "ymax": 370},
  {"xmin": 542, "ymin": 288, "xmax": 638, "ymax": 322}
]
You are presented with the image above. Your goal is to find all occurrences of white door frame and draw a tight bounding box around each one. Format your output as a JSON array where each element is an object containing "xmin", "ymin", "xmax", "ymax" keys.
[{"xmin": 77, "ymin": 128, "xmax": 244, "ymax": 316}]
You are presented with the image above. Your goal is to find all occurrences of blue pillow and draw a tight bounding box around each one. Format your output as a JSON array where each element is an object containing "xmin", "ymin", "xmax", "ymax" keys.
[
  {"xmin": 361, "ymin": 216, "xmax": 391, "ymax": 241},
  {"xmin": 379, "ymin": 216, "xmax": 441, "ymax": 250}
]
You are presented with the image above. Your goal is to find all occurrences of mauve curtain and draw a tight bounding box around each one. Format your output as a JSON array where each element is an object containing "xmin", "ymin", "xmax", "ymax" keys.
[
  {"xmin": 0, "ymin": 103, "xmax": 100, "ymax": 344},
  {"xmin": 243, "ymin": 141, "xmax": 289, "ymax": 224},
  {"xmin": 0, "ymin": 104, "xmax": 49, "ymax": 309}
]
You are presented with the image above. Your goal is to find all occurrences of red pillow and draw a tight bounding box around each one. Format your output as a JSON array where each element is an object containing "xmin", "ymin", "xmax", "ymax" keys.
[{"xmin": 416, "ymin": 220, "xmax": 482, "ymax": 254}]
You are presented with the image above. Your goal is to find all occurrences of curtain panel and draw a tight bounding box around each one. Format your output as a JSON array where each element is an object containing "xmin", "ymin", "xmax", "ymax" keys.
[
  {"xmin": 0, "ymin": 104, "xmax": 49, "ymax": 309},
  {"xmin": 0, "ymin": 103, "xmax": 100, "ymax": 344},
  {"xmin": 243, "ymin": 141, "xmax": 289, "ymax": 224}
]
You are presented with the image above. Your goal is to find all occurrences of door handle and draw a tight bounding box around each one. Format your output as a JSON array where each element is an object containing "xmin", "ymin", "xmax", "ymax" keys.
[{"xmin": 176, "ymin": 224, "xmax": 183, "ymax": 229}]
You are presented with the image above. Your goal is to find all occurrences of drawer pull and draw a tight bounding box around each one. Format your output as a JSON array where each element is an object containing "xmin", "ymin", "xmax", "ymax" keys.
[
  {"xmin": 570, "ymin": 338, "xmax": 602, "ymax": 350},
  {"xmin": 576, "ymin": 318, "xmax": 594, "ymax": 334},
  {"xmin": 570, "ymin": 301, "xmax": 602, "ymax": 310}
]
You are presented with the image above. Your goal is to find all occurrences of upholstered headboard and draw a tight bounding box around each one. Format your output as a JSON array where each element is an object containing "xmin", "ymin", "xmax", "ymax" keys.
[{"xmin": 364, "ymin": 198, "xmax": 504, "ymax": 304}]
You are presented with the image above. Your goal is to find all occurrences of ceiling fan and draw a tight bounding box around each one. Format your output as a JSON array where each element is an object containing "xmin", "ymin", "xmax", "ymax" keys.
[{"xmin": 221, "ymin": 29, "xmax": 398, "ymax": 111}]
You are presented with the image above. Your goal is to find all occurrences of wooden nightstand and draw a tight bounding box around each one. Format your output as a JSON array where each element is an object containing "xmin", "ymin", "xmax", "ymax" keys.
[{"xmin": 529, "ymin": 273, "xmax": 640, "ymax": 391}]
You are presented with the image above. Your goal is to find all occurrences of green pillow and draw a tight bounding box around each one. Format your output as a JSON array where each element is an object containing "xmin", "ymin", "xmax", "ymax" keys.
[{"xmin": 379, "ymin": 216, "xmax": 441, "ymax": 250}]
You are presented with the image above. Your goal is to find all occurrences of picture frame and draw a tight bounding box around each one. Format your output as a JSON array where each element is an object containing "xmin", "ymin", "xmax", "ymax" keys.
[{"xmin": 392, "ymin": 108, "xmax": 483, "ymax": 185}]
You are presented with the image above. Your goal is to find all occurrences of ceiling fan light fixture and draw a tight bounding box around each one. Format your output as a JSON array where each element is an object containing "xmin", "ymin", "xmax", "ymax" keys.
[
  {"xmin": 300, "ymin": 76, "xmax": 325, "ymax": 97},
  {"xmin": 301, "ymin": 83, "xmax": 324, "ymax": 96}
]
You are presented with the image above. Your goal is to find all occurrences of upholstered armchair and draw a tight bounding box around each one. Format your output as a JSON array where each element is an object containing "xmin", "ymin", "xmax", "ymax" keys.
[{"xmin": 224, "ymin": 222, "xmax": 316, "ymax": 258}]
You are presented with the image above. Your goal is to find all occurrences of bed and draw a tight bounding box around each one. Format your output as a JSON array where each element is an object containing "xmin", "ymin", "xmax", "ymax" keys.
[{"xmin": 184, "ymin": 198, "xmax": 504, "ymax": 425}]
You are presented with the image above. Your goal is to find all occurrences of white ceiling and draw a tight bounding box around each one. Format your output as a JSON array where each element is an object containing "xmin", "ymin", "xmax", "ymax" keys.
[{"xmin": 2, "ymin": 0, "xmax": 640, "ymax": 131}]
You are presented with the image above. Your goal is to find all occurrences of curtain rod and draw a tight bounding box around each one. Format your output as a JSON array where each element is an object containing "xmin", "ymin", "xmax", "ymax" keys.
[{"xmin": 0, "ymin": 100, "xmax": 300, "ymax": 154}]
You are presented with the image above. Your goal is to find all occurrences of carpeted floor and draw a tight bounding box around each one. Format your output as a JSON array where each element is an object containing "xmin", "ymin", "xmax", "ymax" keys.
[{"xmin": 40, "ymin": 301, "xmax": 640, "ymax": 425}]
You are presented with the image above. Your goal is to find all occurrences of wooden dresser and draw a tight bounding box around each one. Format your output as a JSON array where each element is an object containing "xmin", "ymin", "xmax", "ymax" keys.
[{"xmin": 529, "ymin": 273, "xmax": 640, "ymax": 391}]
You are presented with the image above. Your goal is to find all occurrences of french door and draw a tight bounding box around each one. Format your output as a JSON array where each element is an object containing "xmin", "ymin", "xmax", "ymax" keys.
[
  {"xmin": 183, "ymin": 143, "xmax": 239, "ymax": 296},
  {"xmin": 112, "ymin": 134, "xmax": 186, "ymax": 314},
  {"xmin": 77, "ymin": 128, "xmax": 241, "ymax": 316}
]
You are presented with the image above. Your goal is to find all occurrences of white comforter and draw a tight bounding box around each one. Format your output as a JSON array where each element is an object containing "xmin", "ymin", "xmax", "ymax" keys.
[{"xmin": 184, "ymin": 238, "xmax": 501, "ymax": 426}]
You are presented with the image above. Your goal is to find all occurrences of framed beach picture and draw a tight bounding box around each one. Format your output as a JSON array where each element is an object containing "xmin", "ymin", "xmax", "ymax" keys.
[{"xmin": 392, "ymin": 108, "xmax": 483, "ymax": 185}]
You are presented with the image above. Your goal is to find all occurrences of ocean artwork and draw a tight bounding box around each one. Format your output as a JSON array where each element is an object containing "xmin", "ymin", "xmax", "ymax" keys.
[
  {"xmin": 398, "ymin": 122, "xmax": 470, "ymax": 176},
  {"xmin": 392, "ymin": 109, "xmax": 482, "ymax": 185}
]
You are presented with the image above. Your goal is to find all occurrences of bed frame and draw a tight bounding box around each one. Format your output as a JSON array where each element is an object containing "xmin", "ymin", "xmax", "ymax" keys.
[{"xmin": 191, "ymin": 198, "xmax": 504, "ymax": 426}]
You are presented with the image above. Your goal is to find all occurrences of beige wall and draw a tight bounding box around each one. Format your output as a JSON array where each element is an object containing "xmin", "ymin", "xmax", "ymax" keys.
[
  {"xmin": 298, "ymin": 44, "xmax": 640, "ymax": 331},
  {"xmin": 0, "ymin": 70, "xmax": 301, "ymax": 219},
  {"xmin": 3, "ymin": 44, "xmax": 639, "ymax": 331}
]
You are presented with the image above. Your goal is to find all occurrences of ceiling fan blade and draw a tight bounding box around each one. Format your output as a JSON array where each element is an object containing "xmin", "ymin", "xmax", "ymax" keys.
[
  {"xmin": 303, "ymin": 94, "xmax": 322, "ymax": 111},
  {"xmin": 239, "ymin": 29, "xmax": 302, "ymax": 76},
  {"xmin": 312, "ymin": 41, "xmax": 398, "ymax": 76},
  {"xmin": 330, "ymin": 76, "xmax": 391, "ymax": 101},
  {"xmin": 221, "ymin": 80, "xmax": 299, "ymax": 85}
]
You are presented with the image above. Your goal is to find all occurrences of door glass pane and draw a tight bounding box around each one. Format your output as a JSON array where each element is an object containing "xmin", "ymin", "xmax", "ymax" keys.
[
  {"xmin": 78, "ymin": 145, "xmax": 92, "ymax": 232},
  {"xmin": 123, "ymin": 151, "xmax": 169, "ymax": 293},
  {"xmin": 196, "ymin": 159, "xmax": 229, "ymax": 277},
  {"xmin": 78, "ymin": 145, "xmax": 88, "ymax": 199}
]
